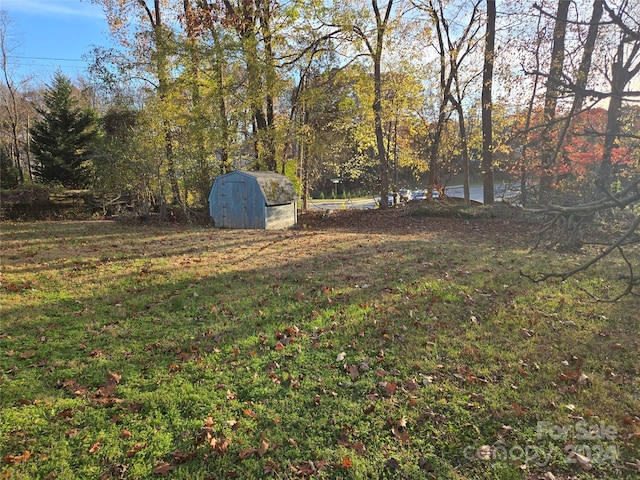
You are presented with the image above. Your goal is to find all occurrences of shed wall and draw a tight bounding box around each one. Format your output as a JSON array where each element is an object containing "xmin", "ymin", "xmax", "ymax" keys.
[{"xmin": 265, "ymin": 203, "xmax": 297, "ymax": 230}]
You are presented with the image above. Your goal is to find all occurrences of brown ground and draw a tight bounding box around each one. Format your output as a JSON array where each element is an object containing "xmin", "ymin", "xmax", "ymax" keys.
[{"xmin": 296, "ymin": 207, "xmax": 538, "ymax": 241}]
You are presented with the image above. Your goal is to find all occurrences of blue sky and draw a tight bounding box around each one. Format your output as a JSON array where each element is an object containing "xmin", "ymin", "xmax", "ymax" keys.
[{"xmin": 1, "ymin": 0, "xmax": 114, "ymax": 84}]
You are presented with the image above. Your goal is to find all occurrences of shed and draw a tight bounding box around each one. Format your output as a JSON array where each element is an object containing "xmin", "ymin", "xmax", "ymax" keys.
[{"xmin": 208, "ymin": 170, "xmax": 298, "ymax": 229}]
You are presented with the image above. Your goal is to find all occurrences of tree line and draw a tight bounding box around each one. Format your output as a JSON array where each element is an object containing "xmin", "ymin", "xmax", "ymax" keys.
[{"xmin": 1, "ymin": 0, "xmax": 638, "ymax": 215}]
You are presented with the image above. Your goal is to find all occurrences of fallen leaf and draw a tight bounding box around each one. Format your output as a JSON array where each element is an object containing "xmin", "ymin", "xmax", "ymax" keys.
[
  {"xmin": 264, "ymin": 459, "xmax": 280, "ymax": 474},
  {"xmin": 570, "ymin": 451, "xmax": 592, "ymax": 471},
  {"xmin": 207, "ymin": 433, "xmax": 231, "ymax": 455},
  {"xmin": 152, "ymin": 462, "xmax": 175, "ymax": 476},
  {"xmin": 341, "ymin": 456, "xmax": 352, "ymax": 468},
  {"xmin": 3, "ymin": 450, "xmax": 31, "ymax": 465},
  {"xmin": 88, "ymin": 440, "xmax": 102, "ymax": 454},
  {"xmin": 258, "ymin": 436, "xmax": 270, "ymax": 456},
  {"xmin": 384, "ymin": 382, "xmax": 397, "ymax": 396},
  {"xmin": 364, "ymin": 404, "xmax": 375, "ymax": 415},
  {"xmin": 239, "ymin": 448, "xmax": 257, "ymax": 459},
  {"xmin": 126, "ymin": 443, "xmax": 147, "ymax": 457},
  {"xmin": 172, "ymin": 451, "xmax": 196, "ymax": 464},
  {"xmin": 624, "ymin": 459, "xmax": 640, "ymax": 472},
  {"xmin": 336, "ymin": 352, "xmax": 346, "ymax": 362},
  {"xmin": 404, "ymin": 380, "xmax": 419, "ymax": 391},
  {"xmin": 578, "ymin": 373, "xmax": 590, "ymax": 385},
  {"xmin": 56, "ymin": 408, "xmax": 75, "ymax": 419},
  {"xmin": 391, "ymin": 427, "xmax": 410, "ymax": 444},
  {"xmin": 243, "ymin": 409, "xmax": 257, "ymax": 418},
  {"xmin": 120, "ymin": 429, "xmax": 132, "ymax": 439},
  {"xmin": 384, "ymin": 457, "xmax": 400, "ymax": 469},
  {"xmin": 352, "ymin": 442, "xmax": 366, "ymax": 453}
]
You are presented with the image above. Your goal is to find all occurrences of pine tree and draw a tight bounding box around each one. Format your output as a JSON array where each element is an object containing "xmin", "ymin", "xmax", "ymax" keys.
[{"xmin": 30, "ymin": 72, "xmax": 98, "ymax": 188}]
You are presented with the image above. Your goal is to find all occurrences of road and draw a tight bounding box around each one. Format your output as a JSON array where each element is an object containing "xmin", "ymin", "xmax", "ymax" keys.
[{"xmin": 307, "ymin": 184, "xmax": 519, "ymax": 210}]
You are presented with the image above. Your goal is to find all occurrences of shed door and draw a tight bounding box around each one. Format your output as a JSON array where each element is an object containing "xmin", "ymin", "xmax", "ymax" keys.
[{"xmin": 221, "ymin": 181, "xmax": 247, "ymax": 228}]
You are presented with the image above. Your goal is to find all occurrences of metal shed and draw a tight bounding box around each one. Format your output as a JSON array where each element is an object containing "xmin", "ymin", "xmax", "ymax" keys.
[{"xmin": 208, "ymin": 171, "xmax": 298, "ymax": 229}]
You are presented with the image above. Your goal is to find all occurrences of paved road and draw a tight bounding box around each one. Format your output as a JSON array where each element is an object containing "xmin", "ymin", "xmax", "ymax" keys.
[{"xmin": 307, "ymin": 184, "xmax": 519, "ymax": 211}]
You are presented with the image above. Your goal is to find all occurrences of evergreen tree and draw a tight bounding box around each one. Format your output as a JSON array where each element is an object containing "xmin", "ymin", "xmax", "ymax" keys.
[
  {"xmin": 0, "ymin": 147, "xmax": 20, "ymax": 189},
  {"xmin": 30, "ymin": 72, "xmax": 98, "ymax": 188}
]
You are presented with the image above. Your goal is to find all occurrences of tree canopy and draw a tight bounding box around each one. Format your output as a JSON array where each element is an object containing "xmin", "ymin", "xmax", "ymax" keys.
[{"xmin": 0, "ymin": 1, "xmax": 637, "ymax": 218}]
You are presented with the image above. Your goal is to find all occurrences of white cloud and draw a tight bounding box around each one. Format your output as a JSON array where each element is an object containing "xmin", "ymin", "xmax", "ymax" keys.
[{"xmin": 0, "ymin": 0, "xmax": 104, "ymax": 19}]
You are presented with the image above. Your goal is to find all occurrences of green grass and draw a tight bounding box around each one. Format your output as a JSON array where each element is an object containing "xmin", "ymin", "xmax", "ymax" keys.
[{"xmin": 1, "ymin": 219, "xmax": 638, "ymax": 479}]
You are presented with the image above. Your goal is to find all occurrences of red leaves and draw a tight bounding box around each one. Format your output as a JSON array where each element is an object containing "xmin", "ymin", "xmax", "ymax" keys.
[{"xmin": 340, "ymin": 456, "xmax": 353, "ymax": 468}]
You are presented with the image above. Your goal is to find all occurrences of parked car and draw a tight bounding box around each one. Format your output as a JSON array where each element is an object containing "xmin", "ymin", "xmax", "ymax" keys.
[
  {"xmin": 398, "ymin": 189, "xmax": 412, "ymax": 202},
  {"xmin": 411, "ymin": 190, "xmax": 426, "ymax": 201}
]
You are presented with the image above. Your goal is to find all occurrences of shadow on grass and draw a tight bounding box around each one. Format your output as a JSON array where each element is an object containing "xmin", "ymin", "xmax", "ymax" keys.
[{"xmin": 1, "ymin": 220, "xmax": 638, "ymax": 479}]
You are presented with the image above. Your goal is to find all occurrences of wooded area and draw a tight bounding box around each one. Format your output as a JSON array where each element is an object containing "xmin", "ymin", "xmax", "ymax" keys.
[{"xmin": 1, "ymin": 0, "xmax": 639, "ymax": 294}]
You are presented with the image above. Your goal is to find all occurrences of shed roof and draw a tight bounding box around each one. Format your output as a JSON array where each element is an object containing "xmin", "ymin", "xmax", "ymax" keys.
[{"xmin": 225, "ymin": 171, "xmax": 297, "ymax": 206}]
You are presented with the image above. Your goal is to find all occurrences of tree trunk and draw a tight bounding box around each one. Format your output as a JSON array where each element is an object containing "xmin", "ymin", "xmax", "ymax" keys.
[
  {"xmin": 481, "ymin": 0, "xmax": 495, "ymax": 205},
  {"xmin": 550, "ymin": 0, "xmax": 603, "ymax": 169},
  {"xmin": 371, "ymin": 0, "xmax": 393, "ymax": 210},
  {"xmin": 598, "ymin": 40, "xmax": 628, "ymax": 191},
  {"xmin": 374, "ymin": 52, "xmax": 389, "ymax": 209},
  {"xmin": 183, "ymin": 0, "xmax": 211, "ymax": 205},
  {"xmin": 454, "ymin": 100, "xmax": 470, "ymax": 203},
  {"xmin": 540, "ymin": 0, "xmax": 570, "ymax": 193}
]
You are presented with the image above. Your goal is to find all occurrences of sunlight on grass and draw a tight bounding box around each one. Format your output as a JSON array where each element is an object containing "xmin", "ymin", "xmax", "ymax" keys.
[{"xmin": 1, "ymin": 220, "xmax": 639, "ymax": 479}]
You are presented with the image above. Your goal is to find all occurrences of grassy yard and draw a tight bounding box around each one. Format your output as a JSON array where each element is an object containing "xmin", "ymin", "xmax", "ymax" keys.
[{"xmin": 1, "ymin": 213, "xmax": 639, "ymax": 479}]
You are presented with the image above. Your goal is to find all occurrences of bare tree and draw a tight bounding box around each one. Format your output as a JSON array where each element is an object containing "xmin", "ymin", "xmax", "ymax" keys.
[
  {"xmin": 523, "ymin": 0, "xmax": 640, "ymax": 300},
  {"xmin": 0, "ymin": 11, "xmax": 26, "ymax": 183}
]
